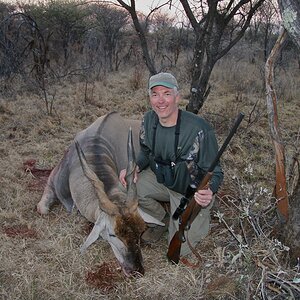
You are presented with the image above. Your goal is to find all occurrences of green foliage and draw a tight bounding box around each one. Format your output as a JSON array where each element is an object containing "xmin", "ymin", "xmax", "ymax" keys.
[
  {"xmin": 21, "ymin": 0, "xmax": 89, "ymax": 64},
  {"xmin": 86, "ymin": 3, "xmax": 130, "ymax": 71},
  {"xmin": 0, "ymin": 0, "xmax": 298, "ymax": 108}
]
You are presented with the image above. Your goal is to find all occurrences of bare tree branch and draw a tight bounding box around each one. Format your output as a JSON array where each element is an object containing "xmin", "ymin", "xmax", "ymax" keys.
[{"xmin": 116, "ymin": 0, "xmax": 157, "ymax": 74}]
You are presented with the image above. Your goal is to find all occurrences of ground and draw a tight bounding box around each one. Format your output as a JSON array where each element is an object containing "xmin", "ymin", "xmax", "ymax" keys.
[{"xmin": 0, "ymin": 63, "xmax": 299, "ymax": 299}]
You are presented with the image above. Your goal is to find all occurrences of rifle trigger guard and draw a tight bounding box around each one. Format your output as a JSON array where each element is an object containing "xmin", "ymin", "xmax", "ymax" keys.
[
  {"xmin": 179, "ymin": 232, "xmax": 186, "ymax": 243},
  {"xmin": 185, "ymin": 222, "xmax": 191, "ymax": 231}
]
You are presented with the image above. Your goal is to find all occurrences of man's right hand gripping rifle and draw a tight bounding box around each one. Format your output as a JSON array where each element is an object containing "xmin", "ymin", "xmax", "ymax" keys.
[{"xmin": 167, "ymin": 113, "xmax": 245, "ymax": 264}]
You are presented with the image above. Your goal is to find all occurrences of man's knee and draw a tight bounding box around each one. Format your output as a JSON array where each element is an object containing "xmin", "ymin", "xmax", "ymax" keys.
[{"xmin": 178, "ymin": 213, "xmax": 211, "ymax": 256}]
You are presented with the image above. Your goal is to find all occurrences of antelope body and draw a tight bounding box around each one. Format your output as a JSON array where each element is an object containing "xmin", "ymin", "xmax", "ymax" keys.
[{"xmin": 37, "ymin": 112, "xmax": 163, "ymax": 276}]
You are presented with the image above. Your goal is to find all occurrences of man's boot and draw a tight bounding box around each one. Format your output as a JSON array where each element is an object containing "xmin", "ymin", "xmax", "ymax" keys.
[{"xmin": 141, "ymin": 214, "xmax": 169, "ymax": 244}]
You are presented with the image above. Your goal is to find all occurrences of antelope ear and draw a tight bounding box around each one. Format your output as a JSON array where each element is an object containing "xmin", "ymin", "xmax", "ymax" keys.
[
  {"xmin": 137, "ymin": 207, "xmax": 165, "ymax": 226},
  {"xmin": 80, "ymin": 215, "xmax": 105, "ymax": 254}
]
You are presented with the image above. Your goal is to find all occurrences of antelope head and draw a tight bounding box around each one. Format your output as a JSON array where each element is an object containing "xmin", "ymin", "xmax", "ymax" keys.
[{"xmin": 75, "ymin": 129, "xmax": 149, "ymax": 276}]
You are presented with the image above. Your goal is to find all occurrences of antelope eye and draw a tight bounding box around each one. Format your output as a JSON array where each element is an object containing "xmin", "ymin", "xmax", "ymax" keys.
[{"xmin": 109, "ymin": 233, "xmax": 116, "ymax": 238}]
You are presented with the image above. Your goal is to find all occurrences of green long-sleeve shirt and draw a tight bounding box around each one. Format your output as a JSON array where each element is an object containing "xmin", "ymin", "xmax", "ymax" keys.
[{"xmin": 136, "ymin": 110, "xmax": 223, "ymax": 195}]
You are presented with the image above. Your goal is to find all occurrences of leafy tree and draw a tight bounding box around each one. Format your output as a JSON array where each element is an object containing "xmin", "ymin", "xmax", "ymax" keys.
[
  {"xmin": 166, "ymin": 24, "xmax": 194, "ymax": 66},
  {"xmin": 87, "ymin": 3, "xmax": 129, "ymax": 71},
  {"xmin": 115, "ymin": 0, "xmax": 157, "ymax": 75},
  {"xmin": 23, "ymin": 0, "xmax": 89, "ymax": 66},
  {"xmin": 0, "ymin": 2, "xmax": 28, "ymax": 77},
  {"xmin": 147, "ymin": 12, "xmax": 194, "ymax": 68},
  {"xmin": 250, "ymin": 1, "xmax": 279, "ymax": 62}
]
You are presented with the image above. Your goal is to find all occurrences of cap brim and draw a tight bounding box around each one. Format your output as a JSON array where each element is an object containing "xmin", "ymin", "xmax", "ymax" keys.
[{"xmin": 149, "ymin": 81, "xmax": 177, "ymax": 89}]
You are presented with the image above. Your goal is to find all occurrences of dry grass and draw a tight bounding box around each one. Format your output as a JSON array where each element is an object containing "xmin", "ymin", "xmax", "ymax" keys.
[{"xmin": 0, "ymin": 58, "xmax": 299, "ymax": 299}]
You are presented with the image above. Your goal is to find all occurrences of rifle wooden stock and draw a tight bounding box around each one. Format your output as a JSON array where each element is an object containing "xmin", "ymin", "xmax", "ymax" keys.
[
  {"xmin": 167, "ymin": 112, "xmax": 245, "ymax": 264},
  {"xmin": 167, "ymin": 172, "xmax": 212, "ymax": 264}
]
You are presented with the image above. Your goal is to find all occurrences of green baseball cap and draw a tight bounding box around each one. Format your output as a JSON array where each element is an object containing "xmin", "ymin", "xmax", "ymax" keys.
[{"xmin": 148, "ymin": 72, "xmax": 179, "ymax": 89}]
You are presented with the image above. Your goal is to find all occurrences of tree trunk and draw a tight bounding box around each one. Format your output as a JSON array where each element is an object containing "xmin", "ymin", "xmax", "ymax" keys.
[
  {"xmin": 277, "ymin": 0, "xmax": 300, "ymax": 264},
  {"xmin": 278, "ymin": 0, "xmax": 300, "ymax": 50},
  {"xmin": 265, "ymin": 27, "xmax": 289, "ymax": 222},
  {"xmin": 186, "ymin": 64, "xmax": 213, "ymax": 114},
  {"xmin": 284, "ymin": 157, "xmax": 300, "ymax": 264},
  {"xmin": 181, "ymin": 0, "xmax": 265, "ymax": 114}
]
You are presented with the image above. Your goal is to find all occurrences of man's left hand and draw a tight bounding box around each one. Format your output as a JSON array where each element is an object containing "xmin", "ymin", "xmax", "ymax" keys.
[{"xmin": 194, "ymin": 188, "xmax": 213, "ymax": 207}]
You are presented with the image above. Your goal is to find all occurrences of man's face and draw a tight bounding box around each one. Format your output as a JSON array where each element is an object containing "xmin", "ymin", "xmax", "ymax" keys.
[{"xmin": 149, "ymin": 85, "xmax": 179, "ymax": 125}]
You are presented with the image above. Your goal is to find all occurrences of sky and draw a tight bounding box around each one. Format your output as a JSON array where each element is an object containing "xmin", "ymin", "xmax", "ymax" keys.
[
  {"xmin": 111, "ymin": 0, "xmax": 178, "ymax": 15},
  {"xmin": 113, "ymin": 1, "xmax": 170, "ymax": 12},
  {"xmin": 132, "ymin": 0, "xmax": 160, "ymax": 13},
  {"xmin": 3, "ymin": 0, "xmax": 178, "ymax": 15}
]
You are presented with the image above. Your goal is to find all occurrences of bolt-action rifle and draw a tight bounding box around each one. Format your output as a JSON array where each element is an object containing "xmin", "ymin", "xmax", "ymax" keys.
[{"xmin": 167, "ymin": 113, "xmax": 245, "ymax": 264}]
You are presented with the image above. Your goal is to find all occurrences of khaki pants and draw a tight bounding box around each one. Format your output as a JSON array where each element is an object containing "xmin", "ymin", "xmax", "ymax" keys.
[{"xmin": 136, "ymin": 168, "xmax": 214, "ymax": 256}]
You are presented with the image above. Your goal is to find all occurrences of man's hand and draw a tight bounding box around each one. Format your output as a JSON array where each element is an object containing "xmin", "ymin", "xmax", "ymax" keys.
[
  {"xmin": 119, "ymin": 166, "xmax": 139, "ymax": 188},
  {"xmin": 194, "ymin": 188, "xmax": 213, "ymax": 207}
]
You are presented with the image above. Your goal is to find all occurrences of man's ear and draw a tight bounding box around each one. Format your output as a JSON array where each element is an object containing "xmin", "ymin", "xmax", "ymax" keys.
[{"xmin": 175, "ymin": 92, "xmax": 180, "ymax": 105}]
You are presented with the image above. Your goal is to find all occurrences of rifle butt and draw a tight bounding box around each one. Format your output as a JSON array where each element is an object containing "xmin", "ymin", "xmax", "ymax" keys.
[{"xmin": 166, "ymin": 231, "xmax": 182, "ymax": 264}]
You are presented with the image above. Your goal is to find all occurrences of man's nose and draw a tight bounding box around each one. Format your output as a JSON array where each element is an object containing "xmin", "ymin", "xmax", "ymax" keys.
[{"xmin": 157, "ymin": 94, "xmax": 164, "ymax": 101}]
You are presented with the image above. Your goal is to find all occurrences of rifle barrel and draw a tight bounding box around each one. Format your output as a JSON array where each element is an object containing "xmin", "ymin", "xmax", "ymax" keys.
[{"xmin": 208, "ymin": 112, "xmax": 245, "ymax": 173}]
